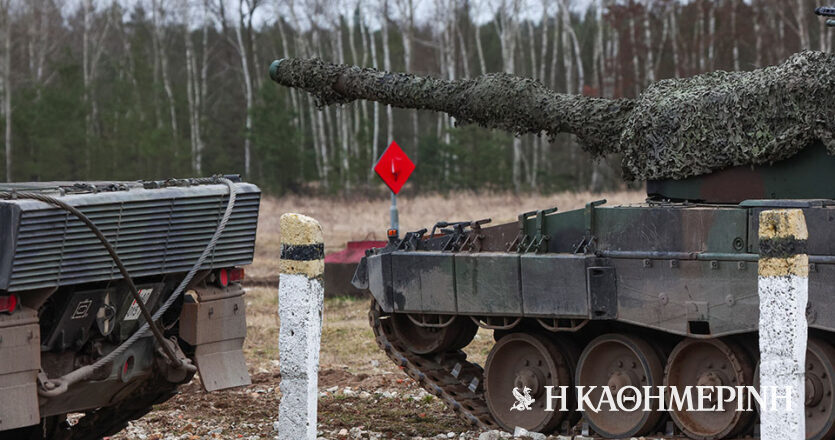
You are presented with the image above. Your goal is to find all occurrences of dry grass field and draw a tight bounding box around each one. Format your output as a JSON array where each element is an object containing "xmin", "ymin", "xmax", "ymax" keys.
[{"xmin": 112, "ymin": 190, "xmax": 646, "ymax": 439}]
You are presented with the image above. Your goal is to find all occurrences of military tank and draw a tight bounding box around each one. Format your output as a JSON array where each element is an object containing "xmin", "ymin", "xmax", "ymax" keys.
[
  {"xmin": 0, "ymin": 176, "xmax": 260, "ymax": 440},
  {"xmin": 269, "ymin": 8, "xmax": 835, "ymax": 438}
]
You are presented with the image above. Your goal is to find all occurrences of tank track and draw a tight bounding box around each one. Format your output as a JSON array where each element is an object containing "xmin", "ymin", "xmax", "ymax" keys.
[
  {"xmin": 370, "ymin": 301, "xmax": 763, "ymax": 440},
  {"xmin": 369, "ymin": 301, "xmax": 498, "ymax": 430},
  {"xmin": 5, "ymin": 373, "xmax": 182, "ymax": 440}
]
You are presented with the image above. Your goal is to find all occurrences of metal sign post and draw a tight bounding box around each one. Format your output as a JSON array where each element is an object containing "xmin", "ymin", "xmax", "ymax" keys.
[
  {"xmin": 374, "ymin": 141, "xmax": 414, "ymax": 235},
  {"xmin": 390, "ymin": 192, "xmax": 399, "ymax": 231}
]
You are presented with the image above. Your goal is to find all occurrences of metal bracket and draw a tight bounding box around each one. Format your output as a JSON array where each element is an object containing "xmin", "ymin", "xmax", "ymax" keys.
[
  {"xmin": 511, "ymin": 207, "xmax": 557, "ymax": 253},
  {"xmin": 461, "ymin": 218, "xmax": 492, "ymax": 252},
  {"xmin": 575, "ymin": 199, "xmax": 606, "ymax": 254},
  {"xmin": 397, "ymin": 228, "xmax": 427, "ymax": 251}
]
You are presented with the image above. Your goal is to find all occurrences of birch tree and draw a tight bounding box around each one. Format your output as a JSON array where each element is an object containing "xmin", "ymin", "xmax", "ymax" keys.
[
  {"xmin": 795, "ymin": 0, "xmax": 811, "ymax": 49},
  {"xmin": 1, "ymin": 0, "xmax": 10, "ymax": 181},
  {"xmin": 395, "ymin": 0, "xmax": 418, "ymax": 162},
  {"xmin": 214, "ymin": 0, "xmax": 260, "ymax": 177},
  {"xmin": 643, "ymin": 0, "xmax": 655, "ymax": 85},
  {"xmin": 152, "ymin": 0, "xmax": 178, "ymax": 140},
  {"xmin": 367, "ymin": 13, "xmax": 380, "ymax": 178},
  {"xmin": 183, "ymin": 1, "xmax": 209, "ymax": 174},
  {"xmin": 82, "ymin": 0, "xmax": 112, "ymax": 177},
  {"xmin": 493, "ymin": 0, "xmax": 522, "ymax": 190},
  {"xmin": 380, "ymin": 0, "xmax": 393, "ymax": 144}
]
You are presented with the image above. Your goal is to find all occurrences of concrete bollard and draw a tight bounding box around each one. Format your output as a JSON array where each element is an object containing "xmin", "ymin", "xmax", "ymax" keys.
[
  {"xmin": 758, "ymin": 209, "xmax": 808, "ymax": 440},
  {"xmin": 278, "ymin": 213, "xmax": 325, "ymax": 440}
]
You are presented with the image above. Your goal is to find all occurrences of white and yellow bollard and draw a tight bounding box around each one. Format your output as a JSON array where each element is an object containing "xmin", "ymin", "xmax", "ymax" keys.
[
  {"xmin": 758, "ymin": 209, "xmax": 808, "ymax": 440},
  {"xmin": 278, "ymin": 213, "xmax": 324, "ymax": 440}
]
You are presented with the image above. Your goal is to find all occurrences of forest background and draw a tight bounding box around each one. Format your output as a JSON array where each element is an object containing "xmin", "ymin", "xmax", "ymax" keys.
[{"xmin": 0, "ymin": 0, "xmax": 827, "ymax": 194}]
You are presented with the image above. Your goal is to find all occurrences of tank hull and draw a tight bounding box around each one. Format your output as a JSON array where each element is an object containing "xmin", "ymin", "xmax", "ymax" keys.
[
  {"xmin": 0, "ymin": 178, "xmax": 260, "ymax": 439},
  {"xmin": 364, "ymin": 199, "xmax": 835, "ymax": 338},
  {"xmin": 357, "ymin": 196, "xmax": 835, "ymax": 439}
]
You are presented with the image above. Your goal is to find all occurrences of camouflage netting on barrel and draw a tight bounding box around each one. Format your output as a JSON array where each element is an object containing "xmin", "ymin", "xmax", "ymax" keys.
[{"xmin": 270, "ymin": 50, "xmax": 835, "ymax": 181}]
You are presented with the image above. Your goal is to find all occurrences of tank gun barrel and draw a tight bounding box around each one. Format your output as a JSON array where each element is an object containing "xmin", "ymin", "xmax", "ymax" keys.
[
  {"xmin": 270, "ymin": 51, "xmax": 835, "ymax": 182},
  {"xmin": 269, "ymin": 57, "xmax": 634, "ymax": 157}
]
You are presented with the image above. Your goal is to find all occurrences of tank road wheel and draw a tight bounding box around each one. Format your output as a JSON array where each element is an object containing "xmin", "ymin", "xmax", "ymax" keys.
[
  {"xmin": 575, "ymin": 333, "xmax": 664, "ymax": 438},
  {"xmin": 484, "ymin": 333, "xmax": 575, "ymax": 433},
  {"xmin": 802, "ymin": 338, "xmax": 835, "ymax": 440},
  {"xmin": 385, "ymin": 312, "xmax": 477, "ymax": 355},
  {"xmin": 664, "ymin": 338, "xmax": 755, "ymax": 439}
]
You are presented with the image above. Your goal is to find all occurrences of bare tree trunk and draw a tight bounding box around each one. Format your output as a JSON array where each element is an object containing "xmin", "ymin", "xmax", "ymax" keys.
[
  {"xmin": 399, "ymin": 0, "xmax": 418, "ymax": 163},
  {"xmin": 527, "ymin": 20, "xmax": 537, "ymax": 77},
  {"xmin": 83, "ymin": 0, "xmax": 91, "ymax": 176},
  {"xmin": 669, "ymin": 3, "xmax": 680, "ymax": 78},
  {"xmin": 381, "ymin": 2, "xmax": 393, "ymax": 143},
  {"xmin": 185, "ymin": 23, "xmax": 203, "ymax": 175},
  {"xmin": 731, "ymin": 0, "xmax": 740, "ymax": 70},
  {"xmin": 707, "ymin": 2, "xmax": 716, "ymax": 70},
  {"xmin": 443, "ymin": 3, "xmax": 455, "ymax": 144},
  {"xmin": 312, "ymin": 94, "xmax": 329, "ymax": 185},
  {"xmin": 35, "ymin": 0, "xmax": 47, "ymax": 83},
  {"xmin": 195, "ymin": 7, "xmax": 210, "ymax": 174},
  {"xmin": 474, "ymin": 23, "xmax": 487, "ymax": 75},
  {"xmin": 369, "ymin": 19, "xmax": 380, "ymax": 177},
  {"xmin": 234, "ymin": 1, "xmax": 254, "ymax": 177},
  {"xmin": 550, "ymin": 9, "xmax": 559, "ymax": 89},
  {"xmin": 153, "ymin": 0, "xmax": 178, "ymax": 140},
  {"xmin": 24, "ymin": 0, "xmax": 45, "ymax": 85},
  {"xmin": 653, "ymin": 5, "xmax": 669, "ymax": 78},
  {"xmin": 81, "ymin": 0, "xmax": 115, "ymax": 176},
  {"xmin": 561, "ymin": 1, "xmax": 575, "ymax": 93},
  {"xmin": 306, "ymin": 93, "xmax": 322, "ymax": 179},
  {"xmin": 312, "ymin": 30, "xmax": 330, "ymax": 184},
  {"xmin": 200, "ymin": 7, "xmax": 209, "ymax": 124},
  {"xmin": 643, "ymin": 1, "xmax": 655, "ymax": 85},
  {"xmin": 333, "ymin": 22, "xmax": 350, "ymax": 189},
  {"xmin": 2, "ymin": 0, "xmax": 10, "ymax": 181},
  {"xmin": 457, "ymin": 25, "xmax": 471, "ymax": 78},
  {"xmin": 604, "ymin": 11, "xmax": 618, "ymax": 96},
  {"xmin": 754, "ymin": 2, "xmax": 763, "ymax": 67},
  {"xmin": 777, "ymin": 7, "xmax": 786, "ymax": 60},
  {"xmin": 347, "ymin": 13, "xmax": 360, "ymax": 145},
  {"xmin": 541, "ymin": 4, "xmax": 550, "ymax": 82},
  {"xmin": 593, "ymin": 0, "xmax": 603, "ymax": 94},
  {"xmin": 277, "ymin": 17, "xmax": 301, "ymax": 125},
  {"xmin": 629, "ymin": 14, "xmax": 640, "ymax": 95},
  {"xmin": 696, "ymin": 2, "xmax": 705, "ymax": 72},
  {"xmin": 26, "ymin": 1, "xmax": 34, "ymax": 78},
  {"xmin": 357, "ymin": 15, "xmax": 370, "ymax": 125},
  {"xmin": 495, "ymin": 0, "xmax": 521, "ymax": 191},
  {"xmin": 150, "ymin": 1, "xmax": 162, "ymax": 130},
  {"xmin": 796, "ymin": 0, "xmax": 810, "ymax": 49}
]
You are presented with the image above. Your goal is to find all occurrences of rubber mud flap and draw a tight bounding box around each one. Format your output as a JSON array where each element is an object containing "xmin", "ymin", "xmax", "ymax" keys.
[
  {"xmin": 0, "ymin": 309, "xmax": 40, "ymax": 430},
  {"xmin": 180, "ymin": 289, "xmax": 251, "ymax": 392},
  {"xmin": 194, "ymin": 339, "xmax": 252, "ymax": 392}
]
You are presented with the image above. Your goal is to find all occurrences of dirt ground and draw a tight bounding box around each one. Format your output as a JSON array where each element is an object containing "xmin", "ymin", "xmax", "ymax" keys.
[{"xmin": 108, "ymin": 191, "xmax": 644, "ymax": 440}]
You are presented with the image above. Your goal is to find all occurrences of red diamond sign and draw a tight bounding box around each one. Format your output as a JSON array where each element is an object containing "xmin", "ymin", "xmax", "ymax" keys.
[{"xmin": 374, "ymin": 141, "xmax": 415, "ymax": 194}]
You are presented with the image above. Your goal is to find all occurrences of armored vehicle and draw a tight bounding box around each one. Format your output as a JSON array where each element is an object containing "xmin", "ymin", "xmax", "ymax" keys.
[
  {"xmin": 352, "ymin": 144, "xmax": 835, "ymax": 440},
  {"xmin": 270, "ymin": 8, "xmax": 835, "ymax": 435},
  {"xmin": 0, "ymin": 176, "xmax": 260, "ymax": 440}
]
